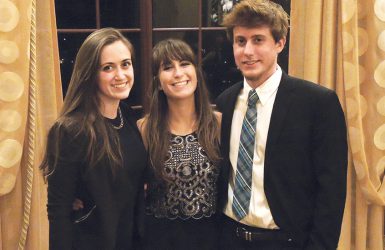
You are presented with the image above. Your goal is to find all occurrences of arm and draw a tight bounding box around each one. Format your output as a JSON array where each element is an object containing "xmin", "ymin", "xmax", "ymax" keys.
[
  {"xmin": 214, "ymin": 111, "xmax": 222, "ymax": 126},
  {"xmin": 214, "ymin": 111, "xmax": 222, "ymax": 144},
  {"xmin": 306, "ymin": 91, "xmax": 348, "ymax": 249},
  {"xmin": 136, "ymin": 117, "xmax": 147, "ymax": 149},
  {"xmin": 46, "ymin": 128, "xmax": 85, "ymax": 249}
]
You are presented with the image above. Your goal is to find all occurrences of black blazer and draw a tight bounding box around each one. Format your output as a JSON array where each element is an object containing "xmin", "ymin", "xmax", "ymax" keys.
[
  {"xmin": 47, "ymin": 106, "xmax": 147, "ymax": 250},
  {"xmin": 216, "ymin": 72, "xmax": 348, "ymax": 250}
]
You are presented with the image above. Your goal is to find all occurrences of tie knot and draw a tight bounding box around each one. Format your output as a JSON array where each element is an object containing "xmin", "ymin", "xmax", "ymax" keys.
[{"xmin": 247, "ymin": 89, "xmax": 258, "ymax": 107}]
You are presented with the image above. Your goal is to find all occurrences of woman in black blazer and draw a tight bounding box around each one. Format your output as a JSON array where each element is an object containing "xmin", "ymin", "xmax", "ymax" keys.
[{"xmin": 40, "ymin": 28, "xmax": 147, "ymax": 250}]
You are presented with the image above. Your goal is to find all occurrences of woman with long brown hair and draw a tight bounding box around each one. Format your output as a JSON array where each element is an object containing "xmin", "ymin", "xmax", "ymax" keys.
[
  {"xmin": 40, "ymin": 28, "xmax": 147, "ymax": 249},
  {"xmin": 137, "ymin": 39, "xmax": 221, "ymax": 250}
]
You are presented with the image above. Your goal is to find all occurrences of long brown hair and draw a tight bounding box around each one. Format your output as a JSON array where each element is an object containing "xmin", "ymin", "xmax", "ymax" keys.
[
  {"xmin": 40, "ymin": 28, "xmax": 135, "ymax": 178},
  {"xmin": 144, "ymin": 38, "xmax": 220, "ymax": 180}
]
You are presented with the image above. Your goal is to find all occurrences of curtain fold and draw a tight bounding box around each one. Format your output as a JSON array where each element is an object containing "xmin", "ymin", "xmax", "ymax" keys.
[
  {"xmin": 0, "ymin": 0, "xmax": 62, "ymax": 249},
  {"xmin": 290, "ymin": 0, "xmax": 385, "ymax": 249}
]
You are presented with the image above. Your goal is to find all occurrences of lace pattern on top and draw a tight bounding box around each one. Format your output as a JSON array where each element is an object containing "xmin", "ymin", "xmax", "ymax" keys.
[{"xmin": 146, "ymin": 133, "xmax": 219, "ymax": 220}]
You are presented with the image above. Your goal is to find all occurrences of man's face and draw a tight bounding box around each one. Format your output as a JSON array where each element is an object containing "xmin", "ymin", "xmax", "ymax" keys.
[{"xmin": 232, "ymin": 26, "xmax": 285, "ymax": 88}]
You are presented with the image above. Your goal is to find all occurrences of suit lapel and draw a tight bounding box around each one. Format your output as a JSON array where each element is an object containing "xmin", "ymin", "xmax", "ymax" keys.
[
  {"xmin": 265, "ymin": 73, "xmax": 296, "ymax": 161},
  {"xmin": 217, "ymin": 82, "xmax": 243, "ymax": 209},
  {"xmin": 222, "ymin": 82, "xmax": 243, "ymax": 156}
]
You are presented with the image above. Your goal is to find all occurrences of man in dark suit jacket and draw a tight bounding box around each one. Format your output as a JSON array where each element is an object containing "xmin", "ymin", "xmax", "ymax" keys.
[{"xmin": 215, "ymin": 1, "xmax": 348, "ymax": 249}]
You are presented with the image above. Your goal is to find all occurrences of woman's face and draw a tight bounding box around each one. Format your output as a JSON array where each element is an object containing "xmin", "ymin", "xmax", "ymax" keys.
[
  {"xmin": 97, "ymin": 40, "xmax": 134, "ymax": 106},
  {"xmin": 158, "ymin": 59, "xmax": 197, "ymax": 101}
]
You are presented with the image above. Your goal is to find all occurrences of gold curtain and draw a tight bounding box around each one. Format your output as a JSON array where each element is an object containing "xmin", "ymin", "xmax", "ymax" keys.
[
  {"xmin": 0, "ymin": 0, "xmax": 62, "ymax": 249},
  {"xmin": 290, "ymin": 0, "xmax": 385, "ymax": 249}
]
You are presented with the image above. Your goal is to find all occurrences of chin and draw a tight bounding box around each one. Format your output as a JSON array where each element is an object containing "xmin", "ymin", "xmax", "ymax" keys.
[
  {"xmin": 118, "ymin": 91, "xmax": 131, "ymax": 100},
  {"xmin": 245, "ymin": 75, "xmax": 261, "ymax": 81}
]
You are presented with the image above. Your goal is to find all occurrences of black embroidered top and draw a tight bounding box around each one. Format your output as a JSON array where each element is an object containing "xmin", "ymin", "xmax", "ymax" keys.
[{"xmin": 146, "ymin": 132, "xmax": 219, "ymax": 220}]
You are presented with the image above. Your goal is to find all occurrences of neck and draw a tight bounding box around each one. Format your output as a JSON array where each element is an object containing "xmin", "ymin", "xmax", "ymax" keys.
[
  {"xmin": 246, "ymin": 64, "xmax": 278, "ymax": 89},
  {"xmin": 99, "ymin": 101, "xmax": 120, "ymax": 119},
  {"xmin": 167, "ymin": 98, "xmax": 197, "ymax": 135}
]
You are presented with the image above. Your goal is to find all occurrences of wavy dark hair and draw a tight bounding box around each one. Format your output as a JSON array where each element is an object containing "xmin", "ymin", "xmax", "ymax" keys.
[
  {"xmin": 40, "ymin": 28, "xmax": 135, "ymax": 178},
  {"xmin": 143, "ymin": 38, "xmax": 221, "ymax": 181}
]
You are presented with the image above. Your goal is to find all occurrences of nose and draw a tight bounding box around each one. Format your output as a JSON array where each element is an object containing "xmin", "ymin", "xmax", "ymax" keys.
[
  {"xmin": 173, "ymin": 65, "xmax": 183, "ymax": 78},
  {"xmin": 115, "ymin": 67, "xmax": 125, "ymax": 80},
  {"xmin": 244, "ymin": 41, "xmax": 254, "ymax": 56}
]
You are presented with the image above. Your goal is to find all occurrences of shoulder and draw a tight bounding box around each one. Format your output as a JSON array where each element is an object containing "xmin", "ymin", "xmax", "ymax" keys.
[
  {"xmin": 136, "ymin": 117, "xmax": 147, "ymax": 132},
  {"xmin": 283, "ymin": 74, "xmax": 342, "ymax": 111},
  {"xmin": 216, "ymin": 81, "xmax": 242, "ymax": 101},
  {"xmin": 215, "ymin": 81, "xmax": 242, "ymax": 111},
  {"xmin": 285, "ymin": 74, "xmax": 335, "ymax": 96},
  {"xmin": 49, "ymin": 114, "xmax": 83, "ymax": 139},
  {"xmin": 213, "ymin": 111, "xmax": 222, "ymax": 127},
  {"xmin": 46, "ymin": 115, "xmax": 89, "ymax": 157},
  {"xmin": 136, "ymin": 116, "xmax": 148, "ymax": 147}
]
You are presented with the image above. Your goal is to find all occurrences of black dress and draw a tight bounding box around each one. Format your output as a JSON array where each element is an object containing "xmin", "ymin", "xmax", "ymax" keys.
[
  {"xmin": 143, "ymin": 132, "xmax": 219, "ymax": 250},
  {"xmin": 47, "ymin": 106, "xmax": 147, "ymax": 250}
]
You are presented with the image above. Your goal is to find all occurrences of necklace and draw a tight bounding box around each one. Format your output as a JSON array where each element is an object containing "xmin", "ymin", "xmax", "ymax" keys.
[
  {"xmin": 112, "ymin": 107, "xmax": 124, "ymax": 130},
  {"xmin": 168, "ymin": 118, "xmax": 197, "ymax": 135}
]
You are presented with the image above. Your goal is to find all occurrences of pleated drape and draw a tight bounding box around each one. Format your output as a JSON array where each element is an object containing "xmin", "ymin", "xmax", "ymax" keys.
[
  {"xmin": 289, "ymin": 1, "xmax": 385, "ymax": 249},
  {"xmin": 0, "ymin": 0, "xmax": 62, "ymax": 248}
]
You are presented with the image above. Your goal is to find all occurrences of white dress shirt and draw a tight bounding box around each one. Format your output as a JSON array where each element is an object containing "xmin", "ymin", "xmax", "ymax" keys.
[{"xmin": 224, "ymin": 66, "xmax": 282, "ymax": 229}]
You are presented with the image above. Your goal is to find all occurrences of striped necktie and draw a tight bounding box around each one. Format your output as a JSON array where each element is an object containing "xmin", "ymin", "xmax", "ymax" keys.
[{"xmin": 232, "ymin": 89, "xmax": 259, "ymax": 220}]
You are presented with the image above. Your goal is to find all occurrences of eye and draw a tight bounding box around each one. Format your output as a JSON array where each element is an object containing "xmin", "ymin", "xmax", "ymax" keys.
[
  {"xmin": 161, "ymin": 64, "xmax": 172, "ymax": 71},
  {"xmin": 180, "ymin": 61, "xmax": 191, "ymax": 67},
  {"xmin": 235, "ymin": 37, "xmax": 246, "ymax": 46},
  {"xmin": 102, "ymin": 65, "xmax": 113, "ymax": 71},
  {"xmin": 122, "ymin": 61, "xmax": 132, "ymax": 68},
  {"xmin": 253, "ymin": 37, "xmax": 264, "ymax": 43}
]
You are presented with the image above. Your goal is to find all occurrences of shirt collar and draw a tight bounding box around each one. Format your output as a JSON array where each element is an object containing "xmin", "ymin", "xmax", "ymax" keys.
[{"xmin": 242, "ymin": 65, "xmax": 282, "ymax": 106}]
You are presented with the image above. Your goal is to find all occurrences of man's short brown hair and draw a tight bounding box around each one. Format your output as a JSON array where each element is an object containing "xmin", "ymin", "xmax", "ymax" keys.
[{"xmin": 222, "ymin": 0, "xmax": 289, "ymax": 43}]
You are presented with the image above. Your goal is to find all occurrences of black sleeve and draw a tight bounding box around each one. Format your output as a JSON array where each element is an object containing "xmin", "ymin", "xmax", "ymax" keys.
[
  {"xmin": 133, "ymin": 172, "xmax": 146, "ymax": 244},
  {"xmin": 46, "ymin": 127, "xmax": 87, "ymax": 250},
  {"xmin": 305, "ymin": 91, "xmax": 348, "ymax": 249}
]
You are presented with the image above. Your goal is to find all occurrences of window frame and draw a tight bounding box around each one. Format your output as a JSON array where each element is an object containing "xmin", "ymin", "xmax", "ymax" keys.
[{"xmin": 56, "ymin": 0, "xmax": 290, "ymax": 108}]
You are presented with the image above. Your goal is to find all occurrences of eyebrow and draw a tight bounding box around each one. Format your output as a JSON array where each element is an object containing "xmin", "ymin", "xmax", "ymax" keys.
[
  {"xmin": 100, "ymin": 58, "xmax": 132, "ymax": 66},
  {"xmin": 235, "ymin": 34, "xmax": 265, "ymax": 39},
  {"xmin": 160, "ymin": 61, "xmax": 172, "ymax": 67}
]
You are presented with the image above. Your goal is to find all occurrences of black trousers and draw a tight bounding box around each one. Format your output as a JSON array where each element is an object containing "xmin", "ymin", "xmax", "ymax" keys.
[
  {"xmin": 218, "ymin": 214, "xmax": 302, "ymax": 250},
  {"xmin": 141, "ymin": 214, "xmax": 219, "ymax": 250}
]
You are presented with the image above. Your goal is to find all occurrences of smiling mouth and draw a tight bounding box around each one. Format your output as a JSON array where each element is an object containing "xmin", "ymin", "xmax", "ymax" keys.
[
  {"xmin": 242, "ymin": 60, "xmax": 259, "ymax": 65},
  {"xmin": 172, "ymin": 80, "xmax": 189, "ymax": 86},
  {"xmin": 112, "ymin": 82, "xmax": 128, "ymax": 88}
]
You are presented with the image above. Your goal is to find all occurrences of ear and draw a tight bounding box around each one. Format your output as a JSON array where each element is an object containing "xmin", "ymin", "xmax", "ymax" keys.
[{"xmin": 276, "ymin": 37, "xmax": 286, "ymax": 53}]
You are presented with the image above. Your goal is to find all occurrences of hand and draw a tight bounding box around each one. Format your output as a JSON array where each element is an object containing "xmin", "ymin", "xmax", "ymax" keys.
[{"xmin": 72, "ymin": 198, "xmax": 84, "ymax": 211}]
